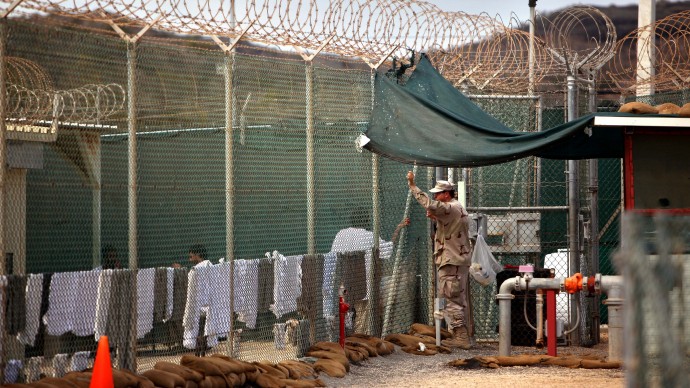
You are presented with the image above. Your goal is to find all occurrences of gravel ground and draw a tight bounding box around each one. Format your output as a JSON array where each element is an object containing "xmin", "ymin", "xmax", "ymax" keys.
[{"xmin": 317, "ymin": 330, "xmax": 625, "ymax": 387}]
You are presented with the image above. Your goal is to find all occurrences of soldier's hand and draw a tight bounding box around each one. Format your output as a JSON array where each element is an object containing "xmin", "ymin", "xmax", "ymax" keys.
[{"xmin": 407, "ymin": 171, "xmax": 415, "ymax": 187}]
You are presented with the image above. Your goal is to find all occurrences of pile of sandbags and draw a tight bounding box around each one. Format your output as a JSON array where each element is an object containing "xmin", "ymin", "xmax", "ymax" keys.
[
  {"xmin": 618, "ymin": 101, "xmax": 690, "ymax": 116},
  {"xmin": 2, "ymin": 368, "xmax": 155, "ymax": 388},
  {"xmin": 448, "ymin": 354, "xmax": 621, "ymax": 370},
  {"xmin": 305, "ymin": 335, "xmax": 395, "ymax": 378},
  {"xmin": 3, "ymin": 354, "xmax": 326, "ymax": 388},
  {"xmin": 383, "ymin": 323, "xmax": 452, "ymax": 356},
  {"xmin": 3, "ymin": 335, "xmax": 399, "ymax": 387}
]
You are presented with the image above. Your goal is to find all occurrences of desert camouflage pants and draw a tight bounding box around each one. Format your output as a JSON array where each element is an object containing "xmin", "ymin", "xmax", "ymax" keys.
[{"xmin": 438, "ymin": 264, "xmax": 474, "ymax": 336}]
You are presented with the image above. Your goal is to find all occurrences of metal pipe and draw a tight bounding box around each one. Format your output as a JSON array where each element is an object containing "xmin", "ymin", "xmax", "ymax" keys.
[
  {"xmin": 0, "ymin": 19, "xmax": 8, "ymax": 276},
  {"xmin": 223, "ymin": 51, "xmax": 237, "ymax": 356},
  {"xmin": 466, "ymin": 94, "xmax": 540, "ymax": 100},
  {"xmin": 467, "ymin": 206, "xmax": 568, "ymax": 212},
  {"xmin": 125, "ymin": 39, "xmax": 138, "ymax": 372},
  {"xmin": 370, "ymin": 69, "xmax": 381, "ymax": 336},
  {"xmin": 535, "ymin": 290, "xmax": 544, "ymax": 348},
  {"xmin": 566, "ymin": 75, "xmax": 580, "ymax": 346},
  {"xmin": 434, "ymin": 297, "xmax": 443, "ymax": 346},
  {"xmin": 497, "ymin": 276, "xmax": 563, "ymax": 356},
  {"xmin": 587, "ymin": 80, "xmax": 601, "ymax": 342},
  {"xmin": 636, "ymin": 0, "xmax": 656, "ymax": 96},
  {"xmin": 306, "ymin": 61, "xmax": 316, "ymax": 255},
  {"xmin": 535, "ymin": 97, "xmax": 543, "ymax": 206},
  {"xmin": 528, "ymin": 0, "xmax": 536, "ymax": 96},
  {"xmin": 600, "ymin": 275, "xmax": 624, "ymax": 362}
]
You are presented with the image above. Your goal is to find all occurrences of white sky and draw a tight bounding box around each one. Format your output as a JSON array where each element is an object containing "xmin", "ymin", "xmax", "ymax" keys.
[{"xmin": 424, "ymin": 1, "xmax": 669, "ymax": 24}]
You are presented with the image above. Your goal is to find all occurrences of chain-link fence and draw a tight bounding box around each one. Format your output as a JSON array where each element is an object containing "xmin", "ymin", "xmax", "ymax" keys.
[
  {"xmin": 2, "ymin": 12, "xmax": 687, "ymax": 386},
  {"xmin": 617, "ymin": 212, "xmax": 690, "ymax": 388}
]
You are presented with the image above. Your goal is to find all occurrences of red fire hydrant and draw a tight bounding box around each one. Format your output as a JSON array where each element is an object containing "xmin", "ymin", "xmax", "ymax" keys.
[{"xmin": 338, "ymin": 284, "xmax": 349, "ymax": 348}]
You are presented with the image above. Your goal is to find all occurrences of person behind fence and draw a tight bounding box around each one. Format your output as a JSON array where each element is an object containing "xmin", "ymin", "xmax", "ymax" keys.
[
  {"xmin": 406, "ymin": 171, "xmax": 474, "ymax": 350},
  {"xmin": 173, "ymin": 243, "xmax": 212, "ymax": 356},
  {"xmin": 172, "ymin": 243, "xmax": 210, "ymax": 269},
  {"xmin": 100, "ymin": 244, "xmax": 122, "ymax": 269},
  {"xmin": 331, "ymin": 207, "xmax": 410, "ymax": 333}
]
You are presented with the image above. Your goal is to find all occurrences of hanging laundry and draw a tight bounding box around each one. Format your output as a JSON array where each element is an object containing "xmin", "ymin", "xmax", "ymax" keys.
[
  {"xmin": 270, "ymin": 251, "xmax": 303, "ymax": 319},
  {"xmin": 18, "ymin": 273, "xmax": 42, "ymax": 346}
]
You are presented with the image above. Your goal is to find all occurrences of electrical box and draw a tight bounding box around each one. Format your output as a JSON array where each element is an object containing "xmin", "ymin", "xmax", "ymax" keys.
[
  {"xmin": 469, "ymin": 213, "xmax": 487, "ymax": 240},
  {"xmin": 486, "ymin": 212, "xmax": 541, "ymax": 253}
]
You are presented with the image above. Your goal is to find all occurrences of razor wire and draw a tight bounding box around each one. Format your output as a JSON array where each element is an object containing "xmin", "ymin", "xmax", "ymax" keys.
[
  {"xmin": 607, "ymin": 9, "xmax": 690, "ymax": 95},
  {"xmin": 5, "ymin": 55, "xmax": 125, "ymax": 124},
  {"xmin": 6, "ymin": 81, "xmax": 126, "ymax": 125},
  {"xmin": 5, "ymin": 1, "xmax": 690, "ymax": 94}
]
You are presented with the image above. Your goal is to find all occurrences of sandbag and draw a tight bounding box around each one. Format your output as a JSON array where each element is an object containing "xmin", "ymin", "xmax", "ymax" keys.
[
  {"xmin": 111, "ymin": 369, "xmax": 141, "ymax": 388},
  {"xmin": 180, "ymin": 355, "xmax": 226, "ymax": 377},
  {"xmin": 140, "ymin": 369, "xmax": 186, "ymax": 388},
  {"xmin": 401, "ymin": 345, "xmax": 437, "ymax": 356},
  {"xmin": 304, "ymin": 350, "xmax": 349, "ymax": 372},
  {"xmin": 62, "ymin": 371, "xmax": 92, "ymax": 388},
  {"xmin": 409, "ymin": 323, "xmax": 452, "ymax": 339},
  {"xmin": 209, "ymin": 354, "xmax": 257, "ymax": 373},
  {"xmin": 254, "ymin": 373, "xmax": 285, "ymax": 388},
  {"xmin": 253, "ymin": 361, "xmax": 289, "ymax": 379},
  {"xmin": 312, "ymin": 359, "xmax": 346, "ymax": 378},
  {"xmin": 345, "ymin": 337, "xmax": 378, "ymax": 356},
  {"xmin": 154, "ymin": 361, "xmax": 204, "ymax": 383},
  {"xmin": 277, "ymin": 360, "xmax": 317, "ymax": 380},
  {"xmin": 679, "ymin": 102, "xmax": 690, "ymax": 117},
  {"xmin": 279, "ymin": 378, "xmax": 326, "ymax": 387},
  {"xmin": 656, "ymin": 102, "xmax": 681, "ymax": 114},
  {"xmin": 307, "ymin": 341, "xmax": 346, "ymax": 356},
  {"xmin": 344, "ymin": 345, "xmax": 368, "ymax": 362},
  {"xmin": 618, "ymin": 101, "xmax": 658, "ymax": 114}
]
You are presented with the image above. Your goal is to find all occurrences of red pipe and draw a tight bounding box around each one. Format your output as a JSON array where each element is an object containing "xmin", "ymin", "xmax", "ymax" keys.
[
  {"xmin": 546, "ymin": 289, "xmax": 557, "ymax": 356},
  {"xmin": 338, "ymin": 294, "xmax": 349, "ymax": 348}
]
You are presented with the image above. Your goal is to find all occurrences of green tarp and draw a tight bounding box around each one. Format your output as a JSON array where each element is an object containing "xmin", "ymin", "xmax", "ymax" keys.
[{"xmin": 363, "ymin": 54, "xmax": 627, "ymax": 167}]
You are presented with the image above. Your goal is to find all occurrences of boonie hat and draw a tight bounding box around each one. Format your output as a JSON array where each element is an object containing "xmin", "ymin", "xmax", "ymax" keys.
[{"xmin": 429, "ymin": 180, "xmax": 454, "ymax": 193}]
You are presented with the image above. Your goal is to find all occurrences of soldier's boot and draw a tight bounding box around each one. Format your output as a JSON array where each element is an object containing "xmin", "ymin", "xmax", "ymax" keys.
[{"xmin": 442, "ymin": 325, "xmax": 471, "ymax": 350}]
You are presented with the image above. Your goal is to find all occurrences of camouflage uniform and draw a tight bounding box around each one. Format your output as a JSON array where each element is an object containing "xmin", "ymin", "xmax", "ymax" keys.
[{"xmin": 410, "ymin": 185, "xmax": 474, "ymax": 337}]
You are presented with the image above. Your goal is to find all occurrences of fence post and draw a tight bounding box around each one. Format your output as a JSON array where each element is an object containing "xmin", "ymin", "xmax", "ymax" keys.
[
  {"xmin": 566, "ymin": 75, "xmax": 580, "ymax": 346},
  {"xmin": 0, "ymin": 18, "xmax": 7, "ymax": 279}
]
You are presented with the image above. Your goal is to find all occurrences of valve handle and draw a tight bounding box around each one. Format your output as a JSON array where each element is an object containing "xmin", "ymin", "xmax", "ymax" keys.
[{"xmin": 563, "ymin": 272, "xmax": 583, "ymax": 294}]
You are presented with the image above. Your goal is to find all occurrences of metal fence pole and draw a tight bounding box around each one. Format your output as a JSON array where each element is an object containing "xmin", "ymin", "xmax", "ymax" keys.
[
  {"xmin": 306, "ymin": 61, "xmax": 316, "ymax": 255},
  {"xmin": 224, "ymin": 51, "xmax": 236, "ymax": 356},
  {"xmin": 0, "ymin": 19, "xmax": 7, "ymax": 277},
  {"xmin": 566, "ymin": 75, "xmax": 580, "ymax": 346},
  {"xmin": 125, "ymin": 39, "xmax": 139, "ymax": 371}
]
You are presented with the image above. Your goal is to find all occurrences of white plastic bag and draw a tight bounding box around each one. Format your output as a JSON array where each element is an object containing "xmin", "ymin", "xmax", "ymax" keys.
[{"xmin": 470, "ymin": 234, "xmax": 503, "ymax": 286}]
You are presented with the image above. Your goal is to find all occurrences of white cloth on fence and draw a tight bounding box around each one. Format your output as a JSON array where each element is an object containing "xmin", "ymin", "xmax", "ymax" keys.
[
  {"xmin": 3, "ymin": 359, "xmax": 22, "ymax": 384},
  {"xmin": 182, "ymin": 261, "xmax": 213, "ymax": 349},
  {"xmin": 52, "ymin": 353, "xmax": 70, "ymax": 377},
  {"xmin": 234, "ymin": 259, "xmax": 259, "ymax": 329},
  {"xmin": 94, "ymin": 269, "xmax": 112, "ymax": 340},
  {"xmin": 322, "ymin": 251, "xmax": 338, "ymax": 319},
  {"xmin": 165, "ymin": 267, "xmax": 174, "ymax": 321},
  {"xmin": 136, "ymin": 268, "xmax": 156, "ymax": 339},
  {"xmin": 18, "ymin": 273, "xmax": 43, "ymax": 346},
  {"xmin": 205, "ymin": 262, "xmax": 230, "ymax": 346},
  {"xmin": 270, "ymin": 251, "xmax": 303, "ymax": 319},
  {"xmin": 330, "ymin": 227, "xmax": 394, "ymax": 300},
  {"xmin": 43, "ymin": 272, "xmax": 76, "ymax": 336},
  {"xmin": 44, "ymin": 270, "xmax": 101, "ymax": 336},
  {"xmin": 72, "ymin": 270, "xmax": 101, "ymax": 336},
  {"xmin": 70, "ymin": 351, "xmax": 91, "ymax": 372}
]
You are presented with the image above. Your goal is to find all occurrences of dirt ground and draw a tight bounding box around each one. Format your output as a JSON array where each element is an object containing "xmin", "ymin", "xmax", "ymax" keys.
[{"xmin": 317, "ymin": 328, "xmax": 625, "ymax": 387}]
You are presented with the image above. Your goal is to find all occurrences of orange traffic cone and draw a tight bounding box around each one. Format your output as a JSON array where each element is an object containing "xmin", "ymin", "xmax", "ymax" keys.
[{"xmin": 90, "ymin": 336, "xmax": 114, "ymax": 388}]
